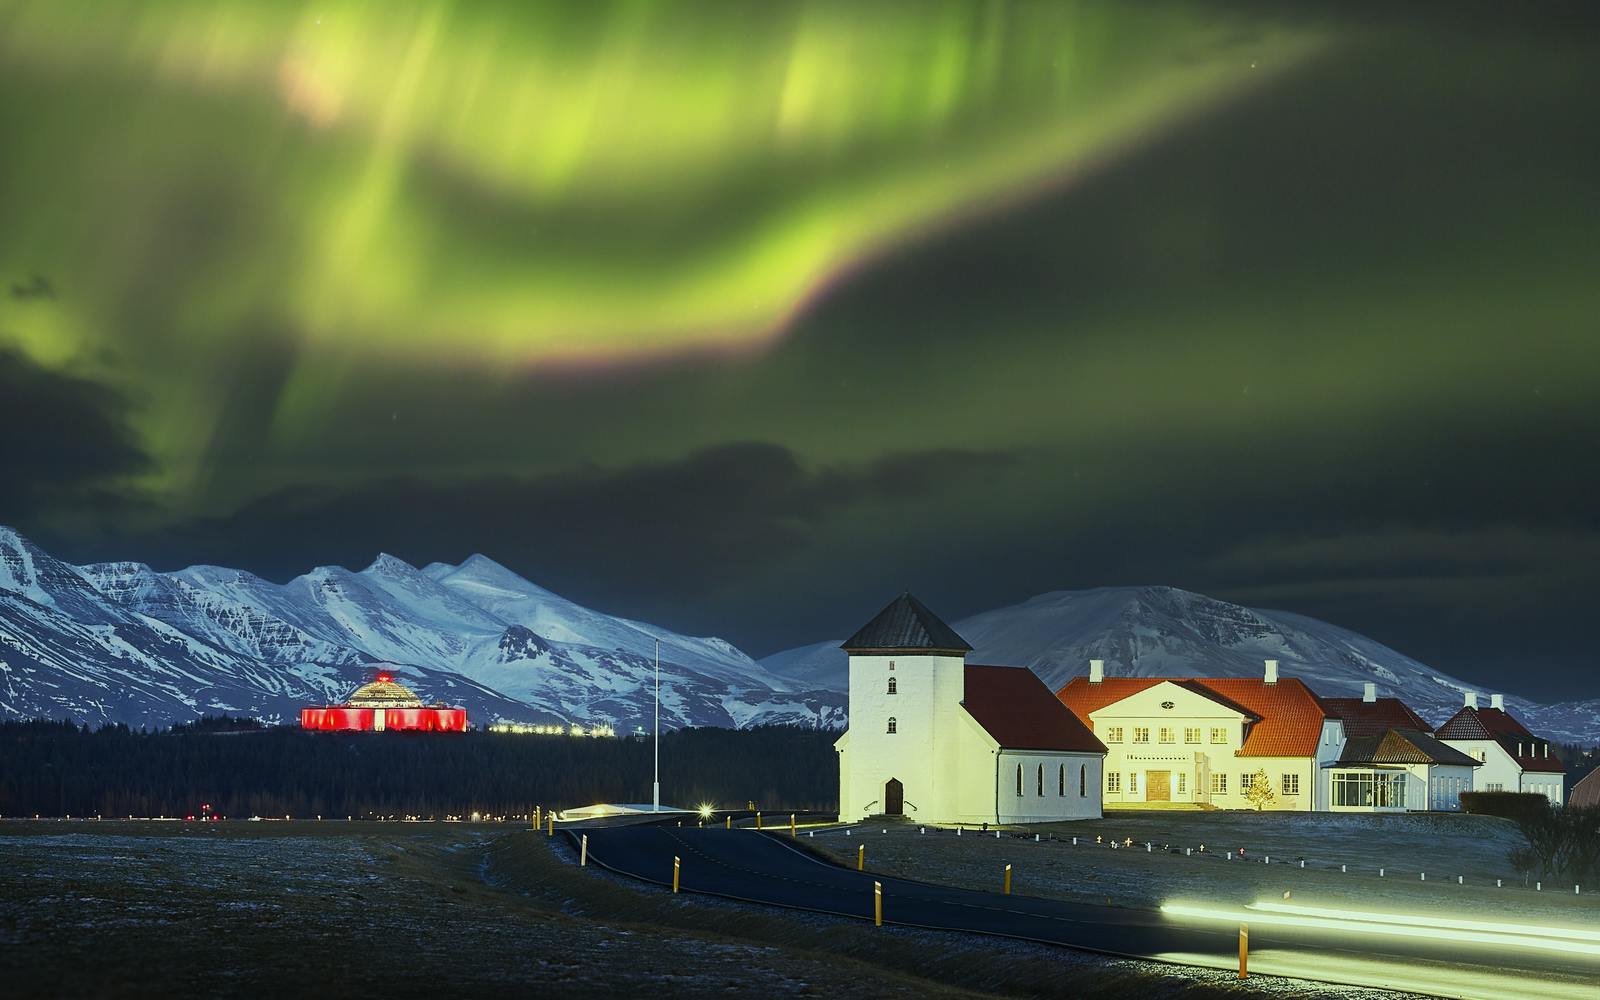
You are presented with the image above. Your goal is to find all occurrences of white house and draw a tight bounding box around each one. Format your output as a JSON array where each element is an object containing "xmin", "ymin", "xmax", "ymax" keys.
[
  {"xmin": 1317, "ymin": 684, "xmax": 1478, "ymax": 811},
  {"xmin": 1435, "ymin": 693, "xmax": 1565, "ymax": 804},
  {"xmin": 1057, "ymin": 659, "xmax": 1343, "ymax": 811},
  {"xmin": 835, "ymin": 593, "xmax": 1106, "ymax": 825}
]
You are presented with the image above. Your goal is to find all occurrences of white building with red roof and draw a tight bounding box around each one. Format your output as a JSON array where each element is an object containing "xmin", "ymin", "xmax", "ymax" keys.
[
  {"xmin": 1435, "ymin": 693, "xmax": 1565, "ymax": 804},
  {"xmin": 1318, "ymin": 684, "xmax": 1479, "ymax": 811},
  {"xmin": 1056, "ymin": 659, "xmax": 1343, "ymax": 811},
  {"xmin": 834, "ymin": 593, "xmax": 1106, "ymax": 825}
]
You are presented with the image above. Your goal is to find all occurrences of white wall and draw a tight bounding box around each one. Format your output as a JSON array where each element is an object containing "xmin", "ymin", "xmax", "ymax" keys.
[
  {"xmin": 838, "ymin": 652, "xmax": 967, "ymax": 821},
  {"xmin": 994, "ymin": 750, "xmax": 1103, "ymax": 823}
]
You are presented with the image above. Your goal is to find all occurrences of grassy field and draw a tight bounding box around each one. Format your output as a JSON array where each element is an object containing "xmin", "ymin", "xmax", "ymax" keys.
[
  {"xmin": 807, "ymin": 811, "xmax": 1600, "ymax": 927},
  {"xmin": 0, "ymin": 819, "xmax": 1412, "ymax": 999}
]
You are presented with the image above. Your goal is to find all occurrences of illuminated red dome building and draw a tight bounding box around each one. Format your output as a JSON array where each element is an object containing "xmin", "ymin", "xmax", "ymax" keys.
[{"xmin": 300, "ymin": 673, "xmax": 467, "ymax": 732}]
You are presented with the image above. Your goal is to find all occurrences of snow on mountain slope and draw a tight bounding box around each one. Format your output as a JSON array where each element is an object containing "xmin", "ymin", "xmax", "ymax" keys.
[
  {"xmin": 0, "ymin": 527, "xmax": 841, "ymax": 731},
  {"xmin": 433, "ymin": 554, "xmax": 788, "ymax": 689},
  {"xmin": 759, "ymin": 585, "xmax": 1599, "ymax": 743}
]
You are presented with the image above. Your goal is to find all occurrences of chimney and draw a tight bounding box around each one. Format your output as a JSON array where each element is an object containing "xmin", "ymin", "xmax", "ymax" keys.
[
  {"xmin": 1264, "ymin": 659, "xmax": 1278, "ymax": 684},
  {"xmin": 1362, "ymin": 683, "xmax": 1376, "ymax": 703},
  {"xmin": 1089, "ymin": 659, "xmax": 1104, "ymax": 684},
  {"xmin": 1464, "ymin": 691, "xmax": 1478, "ymax": 709},
  {"xmin": 1490, "ymin": 694, "xmax": 1504, "ymax": 711}
]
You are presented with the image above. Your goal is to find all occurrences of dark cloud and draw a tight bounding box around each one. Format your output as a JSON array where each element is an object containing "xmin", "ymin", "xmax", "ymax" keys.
[
  {"xmin": 0, "ymin": 348, "xmax": 147, "ymax": 521},
  {"xmin": 119, "ymin": 441, "xmax": 1019, "ymax": 609}
]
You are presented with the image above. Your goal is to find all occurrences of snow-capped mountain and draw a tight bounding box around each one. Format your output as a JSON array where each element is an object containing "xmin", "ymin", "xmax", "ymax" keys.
[
  {"xmin": 759, "ymin": 585, "xmax": 1599, "ymax": 744},
  {"xmin": 0, "ymin": 527, "xmax": 843, "ymax": 732}
]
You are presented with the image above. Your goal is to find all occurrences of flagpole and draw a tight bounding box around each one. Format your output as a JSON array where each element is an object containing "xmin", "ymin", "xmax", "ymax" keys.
[{"xmin": 653, "ymin": 637, "xmax": 660, "ymax": 812}]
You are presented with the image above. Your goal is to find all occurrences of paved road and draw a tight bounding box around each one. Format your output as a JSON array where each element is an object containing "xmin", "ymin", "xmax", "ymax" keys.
[{"xmin": 569, "ymin": 825, "xmax": 1599, "ymax": 1000}]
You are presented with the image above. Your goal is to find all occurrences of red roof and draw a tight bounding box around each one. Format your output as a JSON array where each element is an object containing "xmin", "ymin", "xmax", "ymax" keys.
[
  {"xmin": 1435, "ymin": 706, "xmax": 1565, "ymax": 773},
  {"xmin": 963, "ymin": 664, "xmax": 1106, "ymax": 753},
  {"xmin": 1318, "ymin": 697, "xmax": 1434, "ymax": 738},
  {"xmin": 1056, "ymin": 675, "xmax": 1327, "ymax": 757},
  {"xmin": 1571, "ymin": 768, "xmax": 1600, "ymax": 809}
]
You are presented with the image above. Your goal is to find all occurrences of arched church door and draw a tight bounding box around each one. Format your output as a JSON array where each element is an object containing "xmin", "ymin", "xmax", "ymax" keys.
[{"xmin": 884, "ymin": 778, "xmax": 904, "ymax": 816}]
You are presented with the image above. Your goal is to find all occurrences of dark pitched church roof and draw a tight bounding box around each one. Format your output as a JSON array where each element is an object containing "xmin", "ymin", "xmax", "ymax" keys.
[
  {"xmin": 1337, "ymin": 729, "xmax": 1479, "ymax": 767},
  {"xmin": 963, "ymin": 665, "xmax": 1106, "ymax": 753},
  {"xmin": 841, "ymin": 592, "xmax": 973, "ymax": 654}
]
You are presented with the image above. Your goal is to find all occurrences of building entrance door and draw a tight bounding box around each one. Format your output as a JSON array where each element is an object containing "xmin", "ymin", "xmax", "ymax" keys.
[
  {"xmin": 884, "ymin": 779, "xmax": 904, "ymax": 816},
  {"xmin": 1147, "ymin": 771, "xmax": 1171, "ymax": 802}
]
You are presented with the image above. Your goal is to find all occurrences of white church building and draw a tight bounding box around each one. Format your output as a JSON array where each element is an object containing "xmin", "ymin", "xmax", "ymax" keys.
[{"xmin": 835, "ymin": 593, "xmax": 1106, "ymax": 825}]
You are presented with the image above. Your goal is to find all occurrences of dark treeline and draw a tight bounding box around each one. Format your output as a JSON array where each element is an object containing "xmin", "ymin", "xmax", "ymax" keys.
[{"xmin": 0, "ymin": 719, "xmax": 838, "ymax": 818}]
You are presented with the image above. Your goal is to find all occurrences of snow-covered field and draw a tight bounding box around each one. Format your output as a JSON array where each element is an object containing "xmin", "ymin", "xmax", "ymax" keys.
[
  {"xmin": 808, "ymin": 811, "xmax": 1600, "ymax": 927},
  {"xmin": 0, "ymin": 821, "xmax": 1413, "ymax": 999}
]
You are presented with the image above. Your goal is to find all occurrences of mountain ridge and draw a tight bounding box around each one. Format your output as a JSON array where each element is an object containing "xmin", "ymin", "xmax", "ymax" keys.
[{"xmin": 0, "ymin": 527, "xmax": 842, "ymax": 732}]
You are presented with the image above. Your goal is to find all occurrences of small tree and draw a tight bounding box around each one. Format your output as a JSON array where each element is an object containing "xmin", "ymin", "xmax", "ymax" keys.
[{"xmin": 1243, "ymin": 769, "xmax": 1276, "ymax": 811}]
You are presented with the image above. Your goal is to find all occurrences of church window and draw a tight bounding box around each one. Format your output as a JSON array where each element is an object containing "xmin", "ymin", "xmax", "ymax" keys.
[
  {"xmin": 888, "ymin": 660, "xmax": 894, "ymax": 670},
  {"xmin": 1058, "ymin": 764, "xmax": 1065, "ymax": 796},
  {"xmin": 1037, "ymin": 763, "xmax": 1044, "ymax": 796},
  {"xmin": 1079, "ymin": 764, "xmax": 1086, "ymax": 797},
  {"xmin": 1016, "ymin": 763, "xmax": 1023, "ymax": 796},
  {"xmin": 886, "ymin": 677, "xmax": 897, "ymax": 695},
  {"xmin": 886, "ymin": 717, "xmax": 897, "ymax": 734}
]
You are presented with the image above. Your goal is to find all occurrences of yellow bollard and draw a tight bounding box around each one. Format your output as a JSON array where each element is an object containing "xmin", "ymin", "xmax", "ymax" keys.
[
  {"xmin": 673, "ymin": 856, "xmax": 681, "ymax": 894},
  {"xmin": 580, "ymin": 834, "xmax": 588, "ymax": 867},
  {"xmin": 756, "ymin": 811, "xmax": 762, "ymax": 830},
  {"xmin": 547, "ymin": 812, "xmax": 554, "ymax": 837},
  {"xmin": 1238, "ymin": 923, "xmax": 1248, "ymax": 979},
  {"xmin": 874, "ymin": 880, "xmax": 883, "ymax": 926},
  {"xmin": 790, "ymin": 813, "xmax": 796, "ymax": 836},
  {"xmin": 857, "ymin": 844, "xmax": 865, "ymax": 871},
  {"xmin": 726, "ymin": 816, "xmax": 731, "ymax": 830},
  {"xmin": 1004, "ymin": 863, "xmax": 1012, "ymax": 895}
]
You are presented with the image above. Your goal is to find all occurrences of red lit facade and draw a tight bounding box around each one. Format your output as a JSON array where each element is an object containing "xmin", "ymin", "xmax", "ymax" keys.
[
  {"xmin": 300, "ymin": 673, "xmax": 467, "ymax": 732},
  {"xmin": 299, "ymin": 706, "xmax": 467, "ymax": 732}
]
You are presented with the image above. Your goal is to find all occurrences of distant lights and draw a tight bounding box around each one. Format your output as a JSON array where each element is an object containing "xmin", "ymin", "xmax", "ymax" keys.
[{"xmin": 698, "ymin": 803, "xmax": 715, "ymax": 819}]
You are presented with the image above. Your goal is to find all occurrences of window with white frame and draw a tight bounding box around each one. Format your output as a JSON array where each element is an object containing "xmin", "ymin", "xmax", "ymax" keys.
[
  {"xmin": 1105, "ymin": 727, "xmax": 1124, "ymax": 743},
  {"xmin": 886, "ymin": 677, "xmax": 897, "ymax": 695},
  {"xmin": 1281, "ymin": 773, "xmax": 1300, "ymax": 796},
  {"xmin": 1178, "ymin": 773, "xmax": 1187, "ymax": 794},
  {"xmin": 1209, "ymin": 727, "xmax": 1228, "ymax": 744},
  {"xmin": 1184, "ymin": 727, "xmax": 1201, "ymax": 744},
  {"xmin": 886, "ymin": 717, "xmax": 897, "ymax": 734},
  {"xmin": 1211, "ymin": 773, "xmax": 1228, "ymax": 794},
  {"xmin": 1158, "ymin": 727, "xmax": 1175, "ymax": 744},
  {"xmin": 1133, "ymin": 727, "xmax": 1150, "ymax": 744},
  {"xmin": 1106, "ymin": 772, "xmax": 1122, "ymax": 793},
  {"xmin": 1129, "ymin": 772, "xmax": 1139, "ymax": 794}
]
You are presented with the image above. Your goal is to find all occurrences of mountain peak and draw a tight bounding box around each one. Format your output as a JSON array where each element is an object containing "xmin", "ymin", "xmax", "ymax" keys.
[{"xmin": 364, "ymin": 552, "xmax": 417, "ymax": 576}]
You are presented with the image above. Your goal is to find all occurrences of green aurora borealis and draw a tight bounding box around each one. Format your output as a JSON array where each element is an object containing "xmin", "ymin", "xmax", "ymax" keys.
[{"xmin": 2, "ymin": 1, "xmax": 1598, "ymax": 695}]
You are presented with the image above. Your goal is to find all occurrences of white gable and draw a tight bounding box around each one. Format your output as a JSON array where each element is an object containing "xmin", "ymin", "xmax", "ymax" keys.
[{"xmin": 1088, "ymin": 680, "xmax": 1248, "ymax": 723}]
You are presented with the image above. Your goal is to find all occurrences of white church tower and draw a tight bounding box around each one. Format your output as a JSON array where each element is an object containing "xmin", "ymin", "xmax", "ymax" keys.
[
  {"xmin": 834, "ymin": 593, "xmax": 1105, "ymax": 825},
  {"xmin": 835, "ymin": 592, "xmax": 973, "ymax": 821}
]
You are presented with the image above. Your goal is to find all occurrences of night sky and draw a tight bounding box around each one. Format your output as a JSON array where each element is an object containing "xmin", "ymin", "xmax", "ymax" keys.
[{"xmin": 2, "ymin": 2, "xmax": 1597, "ymax": 700}]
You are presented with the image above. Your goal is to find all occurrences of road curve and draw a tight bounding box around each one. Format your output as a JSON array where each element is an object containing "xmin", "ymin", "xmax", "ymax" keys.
[{"xmin": 569, "ymin": 825, "xmax": 1599, "ymax": 1000}]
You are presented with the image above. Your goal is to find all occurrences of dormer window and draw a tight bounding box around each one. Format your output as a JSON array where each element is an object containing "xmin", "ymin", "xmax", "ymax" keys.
[
  {"xmin": 886, "ymin": 677, "xmax": 897, "ymax": 695},
  {"xmin": 886, "ymin": 717, "xmax": 897, "ymax": 734}
]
